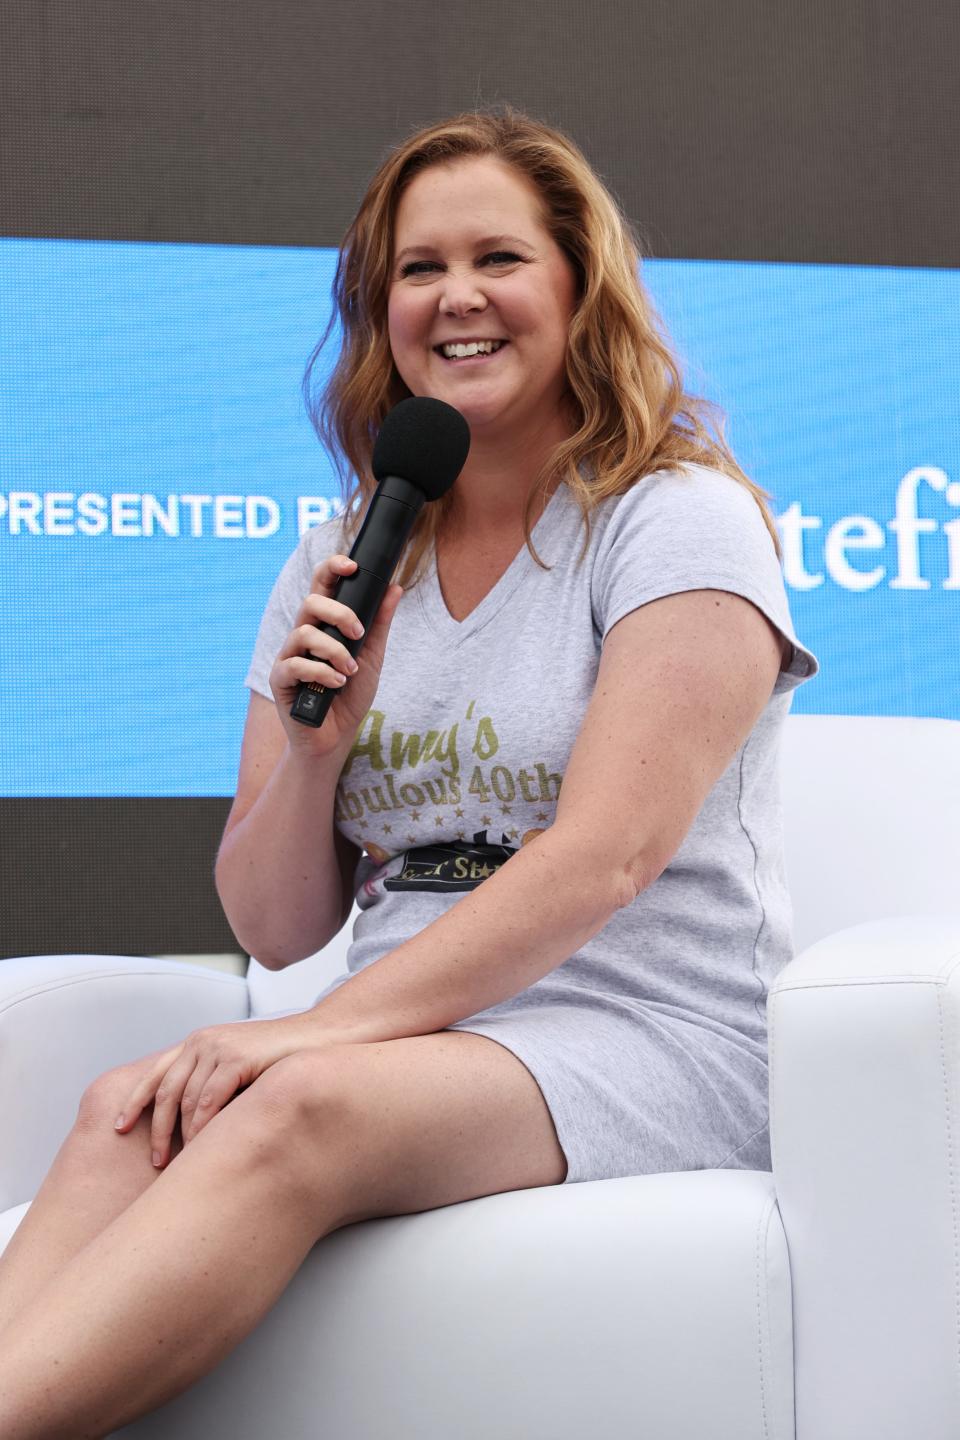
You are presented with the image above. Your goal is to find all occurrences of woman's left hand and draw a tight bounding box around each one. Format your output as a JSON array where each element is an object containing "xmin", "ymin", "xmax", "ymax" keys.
[{"xmin": 113, "ymin": 1015, "xmax": 337, "ymax": 1169}]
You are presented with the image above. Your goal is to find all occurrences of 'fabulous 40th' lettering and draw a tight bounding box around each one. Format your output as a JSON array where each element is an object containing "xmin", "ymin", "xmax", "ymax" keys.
[{"xmin": 333, "ymin": 761, "xmax": 563, "ymax": 827}]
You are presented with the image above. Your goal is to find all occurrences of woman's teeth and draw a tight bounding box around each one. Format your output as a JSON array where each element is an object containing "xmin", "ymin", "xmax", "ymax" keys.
[{"xmin": 439, "ymin": 340, "xmax": 505, "ymax": 359}]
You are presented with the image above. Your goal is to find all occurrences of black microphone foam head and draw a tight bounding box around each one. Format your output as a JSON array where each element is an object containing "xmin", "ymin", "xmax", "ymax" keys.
[{"xmin": 372, "ymin": 397, "xmax": 471, "ymax": 500}]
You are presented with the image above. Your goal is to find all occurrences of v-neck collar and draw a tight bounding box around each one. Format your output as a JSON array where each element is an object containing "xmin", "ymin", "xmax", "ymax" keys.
[{"xmin": 417, "ymin": 482, "xmax": 567, "ymax": 644}]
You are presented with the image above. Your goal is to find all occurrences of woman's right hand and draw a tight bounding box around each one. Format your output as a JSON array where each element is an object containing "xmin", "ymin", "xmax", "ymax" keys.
[{"xmin": 269, "ymin": 554, "xmax": 403, "ymax": 759}]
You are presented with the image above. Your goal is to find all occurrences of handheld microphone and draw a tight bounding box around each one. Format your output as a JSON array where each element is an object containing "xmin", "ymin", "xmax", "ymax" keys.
[{"xmin": 290, "ymin": 396, "xmax": 470, "ymax": 727}]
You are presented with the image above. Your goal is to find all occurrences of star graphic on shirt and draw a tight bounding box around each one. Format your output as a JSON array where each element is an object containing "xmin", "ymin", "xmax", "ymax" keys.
[
  {"xmin": 480, "ymin": 814, "xmax": 492, "ymax": 826},
  {"xmin": 507, "ymin": 828, "xmax": 519, "ymax": 840},
  {"xmin": 457, "ymin": 830, "xmax": 465, "ymax": 840},
  {"xmin": 434, "ymin": 815, "xmax": 444, "ymax": 826},
  {"xmin": 410, "ymin": 810, "xmax": 421, "ymax": 821},
  {"xmin": 536, "ymin": 811, "xmax": 549, "ymax": 822},
  {"xmin": 454, "ymin": 807, "xmax": 464, "ymax": 818},
  {"xmin": 500, "ymin": 804, "xmax": 512, "ymax": 815},
  {"xmin": 407, "ymin": 834, "xmax": 416, "ymax": 843},
  {"xmin": 382, "ymin": 824, "xmax": 392, "ymax": 835}
]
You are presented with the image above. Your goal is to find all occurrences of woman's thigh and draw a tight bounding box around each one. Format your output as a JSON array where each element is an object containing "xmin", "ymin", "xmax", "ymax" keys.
[{"xmin": 258, "ymin": 1030, "xmax": 568, "ymax": 1230}]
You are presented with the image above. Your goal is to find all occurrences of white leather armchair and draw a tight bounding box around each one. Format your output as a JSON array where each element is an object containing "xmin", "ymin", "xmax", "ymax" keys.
[{"xmin": 2, "ymin": 713, "xmax": 958, "ymax": 1439}]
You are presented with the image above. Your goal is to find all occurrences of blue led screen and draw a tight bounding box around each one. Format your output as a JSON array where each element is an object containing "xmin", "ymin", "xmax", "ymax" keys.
[{"xmin": 1, "ymin": 238, "xmax": 958, "ymax": 797}]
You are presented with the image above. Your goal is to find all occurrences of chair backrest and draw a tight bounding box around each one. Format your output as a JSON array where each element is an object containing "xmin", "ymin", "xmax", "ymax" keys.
[
  {"xmin": 248, "ymin": 713, "xmax": 960, "ymax": 1015},
  {"xmin": 780, "ymin": 713, "xmax": 960, "ymax": 952}
]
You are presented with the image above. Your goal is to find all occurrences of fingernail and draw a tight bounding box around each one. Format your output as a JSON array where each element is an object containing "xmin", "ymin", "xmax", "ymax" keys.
[
  {"xmin": 152, "ymin": 1151, "xmax": 162, "ymax": 1167},
  {"xmin": 114, "ymin": 1114, "xmax": 125, "ymax": 1129}
]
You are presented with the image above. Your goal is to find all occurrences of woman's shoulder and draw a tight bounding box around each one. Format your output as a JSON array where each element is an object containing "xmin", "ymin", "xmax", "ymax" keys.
[
  {"xmin": 586, "ymin": 460, "xmax": 786, "ymax": 612},
  {"xmin": 590, "ymin": 462, "xmax": 765, "ymax": 542},
  {"xmin": 619, "ymin": 461, "xmax": 754, "ymax": 506}
]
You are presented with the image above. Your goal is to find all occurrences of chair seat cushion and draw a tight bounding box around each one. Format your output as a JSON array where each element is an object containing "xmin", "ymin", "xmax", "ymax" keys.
[{"xmin": 85, "ymin": 1168, "xmax": 794, "ymax": 1440}]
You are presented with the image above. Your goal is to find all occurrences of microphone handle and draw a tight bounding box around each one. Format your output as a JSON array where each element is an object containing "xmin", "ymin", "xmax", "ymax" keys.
[{"xmin": 289, "ymin": 476, "xmax": 423, "ymax": 729}]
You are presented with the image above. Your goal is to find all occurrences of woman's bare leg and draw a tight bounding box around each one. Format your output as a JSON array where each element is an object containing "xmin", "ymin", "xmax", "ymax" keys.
[
  {"xmin": 0, "ymin": 1056, "xmax": 183, "ymax": 1336},
  {"xmin": 0, "ymin": 1060, "xmax": 342, "ymax": 1440},
  {"xmin": 0, "ymin": 1029, "xmax": 566, "ymax": 1439}
]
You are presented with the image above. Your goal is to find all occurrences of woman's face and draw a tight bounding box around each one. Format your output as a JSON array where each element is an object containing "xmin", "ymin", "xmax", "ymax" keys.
[{"xmin": 387, "ymin": 156, "xmax": 578, "ymax": 441}]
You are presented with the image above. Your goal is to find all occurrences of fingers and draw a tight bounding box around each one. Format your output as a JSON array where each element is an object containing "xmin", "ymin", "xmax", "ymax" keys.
[
  {"xmin": 302, "ymin": 555, "xmax": 400, "ymax": 641},
  {"xmin": 302, "ymin": 554, "xmax": 361, "ymax": 633},
  {"xmin": 149, "ymin": 1051, "xmax": 199, "ymax": 1167},
  {"xmin": 278, "ymin": 556, "xmax": 367, "ymax": 689},
  {"xmin": 151, "ymin": 1056, "xmax": 244, "ymax": 1163},
  {"xmin": 114, "ymin": 1044, "xmax": 184, "ymax": 1133},
  {"xmin": 299, "ymin": 587, "xmax": 365, "ymax": 641},
  {"xmin": 298, "ymin": 618, "xmax": 364, "ymax": 667},
  {"xmin": 180, "ymin": 1059, "xmax": 242, "ymax": 1143},
  {"xmin": 310, "ymin": 553, "xmax": 357, "ymax": 598},
  {"xmin": 114, "ymin": 1026, "xmax": 264, "ymax": 1169},
  {"xmin": 270, "ymin": 551, "xmax": 403, "ymax": 751},
  {"xmin": 279, "ymin": 562, "xmax": 401, "ymax": 692},
  {"xmin": 112, "ymin": 1042, "xmax": 204, "ymax": 1168},
  {"xmin": 178, "ymin": 1056, "xmax": 219, "ymax": 1142}
]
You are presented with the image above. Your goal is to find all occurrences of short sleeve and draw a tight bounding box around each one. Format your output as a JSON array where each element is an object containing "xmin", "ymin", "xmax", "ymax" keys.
[
  {"xmin": 590, "ymin": 464, "xmax": 819, "ymax": 696},
  {"xmin": 243, "ymin": 516, "xmax": 346, "ymax": 701}
]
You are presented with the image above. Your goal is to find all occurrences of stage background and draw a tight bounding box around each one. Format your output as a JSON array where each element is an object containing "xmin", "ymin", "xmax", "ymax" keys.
[{"xmin": 2, "ymin": 0, "xmax": 958, "ymax": 960}]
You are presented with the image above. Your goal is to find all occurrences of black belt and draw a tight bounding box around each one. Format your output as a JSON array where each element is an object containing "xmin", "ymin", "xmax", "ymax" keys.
[{"xmin": 383, "ymin": 832, "xmax": 519, "ymax": 893}]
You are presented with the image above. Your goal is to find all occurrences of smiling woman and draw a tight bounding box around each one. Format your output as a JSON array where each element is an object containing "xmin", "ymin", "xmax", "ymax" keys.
[
  {"xmin": 386, "ymin": 157, "xmax": 578, "ymax": 523},
  {"xmin": 0, "ymin": 108, "xmax": 818, "ymax": 1436},
  {"xmin": 306, "ymin": 107, "xmax": 785, "ymax": 579}
]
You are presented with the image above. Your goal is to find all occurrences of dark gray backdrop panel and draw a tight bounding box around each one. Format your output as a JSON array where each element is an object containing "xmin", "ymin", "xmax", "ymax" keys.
[
  {"xmin": 2, "ymin": 0, "xmax": 958, "ymax": 263},
  {"xmin": 2, "ymin": 800, "xmax": 233, "ymax": 960},
  {"xmin": 2, "ymin": 0, "xmax": 958, "ymax": 958}
]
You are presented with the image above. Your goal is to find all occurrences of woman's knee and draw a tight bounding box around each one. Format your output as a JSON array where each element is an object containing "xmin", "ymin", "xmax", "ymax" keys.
[
  {"xmin": 226, "ymin": 1051, "xmax": 357, "ymax": 1180},
  {"xmin": 249, "ymin": 1049, "xmax": 357, "ymax": 1128},
  {"xmin": 74, "ymin": 1050, "xmax": 173, "ymax": 1135}
]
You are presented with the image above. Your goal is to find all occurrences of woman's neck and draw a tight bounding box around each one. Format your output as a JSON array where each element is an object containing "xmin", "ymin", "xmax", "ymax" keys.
[{"xmin": 440, "ymin": 410, "xmax": 571, "ymax": 541}]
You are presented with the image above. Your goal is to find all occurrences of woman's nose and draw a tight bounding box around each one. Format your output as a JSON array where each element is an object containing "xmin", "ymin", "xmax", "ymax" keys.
[{"xmin": 438, "ymin": 273, "xmax": 487, "ymax": 316}]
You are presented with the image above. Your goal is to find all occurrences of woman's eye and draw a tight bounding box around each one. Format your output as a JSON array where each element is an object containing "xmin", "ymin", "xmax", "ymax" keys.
[
  {"xmin": 399, "ymin": 260, "xmax": 442, "ymax": 277},
  {"xmin": 398, "ymin": 252, "xmax": 524, "ymax": 278}
]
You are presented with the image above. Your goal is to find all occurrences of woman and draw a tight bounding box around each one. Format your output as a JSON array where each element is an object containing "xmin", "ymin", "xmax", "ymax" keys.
[{"xmin": 0, "ymin": 109, "xmax": 817, "ymax": 1435}]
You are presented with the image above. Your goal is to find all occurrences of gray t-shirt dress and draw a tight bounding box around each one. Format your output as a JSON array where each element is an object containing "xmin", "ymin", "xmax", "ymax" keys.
[{"xmin": 245, "ymin": 463, "xmax": 819, "ymax": 1185}]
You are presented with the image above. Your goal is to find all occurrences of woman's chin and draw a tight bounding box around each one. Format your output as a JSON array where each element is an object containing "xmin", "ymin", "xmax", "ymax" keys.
[
  {"xmin": 411, "ymin": 373, "xmax": 537, "ymax": 436},
  {"xmin": 415, "ymin": 371, "xmax": 510, "ymax": 425},
  {"xmin": 435, "ymin": 393, "xmax": 516, "ymax": 432}
]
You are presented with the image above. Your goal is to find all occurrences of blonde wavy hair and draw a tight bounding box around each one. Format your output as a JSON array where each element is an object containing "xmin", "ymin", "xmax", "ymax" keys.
[{"xmin": 303, "ymin": 107, "xmax": 783, "ymax": 584}]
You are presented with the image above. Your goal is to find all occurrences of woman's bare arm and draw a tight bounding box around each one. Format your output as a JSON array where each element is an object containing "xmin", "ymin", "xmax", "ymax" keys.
[{"xmin": 214, "ymin": 692, "xmax": 360, "ymax": 969}]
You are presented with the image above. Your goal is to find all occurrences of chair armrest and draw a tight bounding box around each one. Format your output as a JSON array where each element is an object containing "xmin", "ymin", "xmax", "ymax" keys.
[
  {"xmin": 769, "ymin": 912, "xmax": 960, "ymax": 1440},
  {"xmin": 0, "ymin": 954, "xmax": 249, "ymax": 1210}
]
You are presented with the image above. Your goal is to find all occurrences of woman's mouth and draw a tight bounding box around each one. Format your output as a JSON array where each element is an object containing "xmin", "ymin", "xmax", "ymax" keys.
[{"xmin": 434, "ymin": 340, "xmax": 508, "ymax": 362}]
